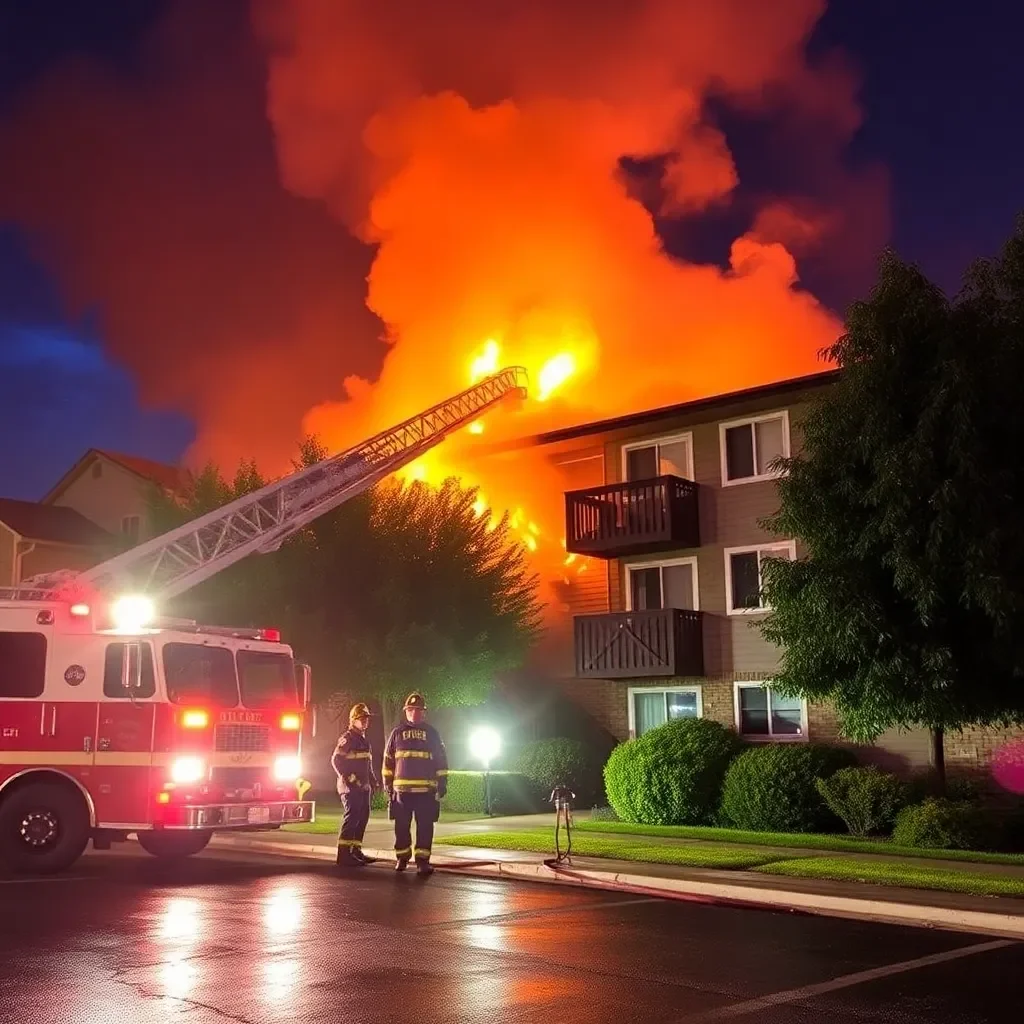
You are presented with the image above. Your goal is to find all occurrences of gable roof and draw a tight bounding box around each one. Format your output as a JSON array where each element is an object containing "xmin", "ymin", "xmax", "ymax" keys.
[
  {"xmin": 43, "ymin": 448, "xmax": 190, "ymax": 504},
  {"xmin": 0, "ymin": 497, "xmax": 112, "ymax": 546}
]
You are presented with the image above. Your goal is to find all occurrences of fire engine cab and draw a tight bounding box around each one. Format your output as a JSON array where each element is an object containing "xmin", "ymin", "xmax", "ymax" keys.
[
  {"xmin": 0, "ymin": 594, "xmax": 313, "ymax": 871},
  {"xmin": 0, "ymin": 366, "xmax": 527, "ymax": 873}
]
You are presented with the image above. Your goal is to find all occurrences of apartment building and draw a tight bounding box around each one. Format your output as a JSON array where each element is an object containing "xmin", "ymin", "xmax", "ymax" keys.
[{"xmin": 523, "ymin": 369, "xmax": 951, "ymax": 773}]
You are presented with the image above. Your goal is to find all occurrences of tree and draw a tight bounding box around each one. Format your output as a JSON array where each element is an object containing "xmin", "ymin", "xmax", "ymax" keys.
[
  {"xmin": 760, "ymin": 219, "xmax": 1024, "ymax": 784},
  {"xmin": 145, "ymin": 438, "xmax": 543, "ymax": 712}
]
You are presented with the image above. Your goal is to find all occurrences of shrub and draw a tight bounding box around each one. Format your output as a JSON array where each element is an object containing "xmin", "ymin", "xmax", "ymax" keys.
[
  {"xmin": 891, "ymin": 798, "xmax": 994, "ymax": 851},
  {"xmin": 603, "ymin": 718, "xmax": 744, "ymax": 825},
  {"xmin": 440, "ymin": 771, "xmax": 538, "ymax": 815},
  {"xmin": 720, "ymin": 743, "xmax": 857, "ymax": 832},
  {"xmin": 815, "ymin": 766, "xmax": 909, "ymax": 837},
  {"xmin": 514, "ymin": 738, "xmax": 603, "ymax": 806}
]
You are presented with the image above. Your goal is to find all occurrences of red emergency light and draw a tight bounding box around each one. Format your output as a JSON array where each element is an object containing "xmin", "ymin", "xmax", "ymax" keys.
[{"xmin": 257, "ymin": 627, "xmax": 281, "ymax": 642}]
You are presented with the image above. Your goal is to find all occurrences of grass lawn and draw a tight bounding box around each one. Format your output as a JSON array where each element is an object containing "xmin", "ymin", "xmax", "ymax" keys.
[
  {"xmin": 285, "ymin": 809, "xmax": 484, "ymax": 835},
  {"xmin": 755, "ymin": 857, "xmax": 1024, "ymax": 898},
  {"xmin": 575, "ymin": 820, "xmax": 1024, "ymax": 867},
  {"xmin": 435, "ymin": 829, "xmax": 796, "ymax": 869}
]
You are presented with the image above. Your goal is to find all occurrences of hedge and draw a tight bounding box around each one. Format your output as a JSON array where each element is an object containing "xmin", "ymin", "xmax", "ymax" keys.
[
  {"xmin": 604, "ymin": 719, "xmax": 744, "ymax": 825},
  {"xmin": 815, "ymin": 766, "xmax": 908, "ymax": 837},
  {"xmin": 440, "ymin": 770, "xmax": 539, "ymax": 815},
  {"xmin": 721, "ymin": 743, "xmax": 857, "ymax": 832},
  {"xmin": 514, "ymin": 737, "xmax": 604, "ymax": 806},
  {"xmin": 891, "ymin": 798, "xmax": 995, "ymax": 851}
]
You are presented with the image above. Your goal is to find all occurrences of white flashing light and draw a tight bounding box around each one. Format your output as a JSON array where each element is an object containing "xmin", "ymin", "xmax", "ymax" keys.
[
  {"xmin": 469, "ymin": 726, "xmax": 502, "ymax": 770},
  {"xmin": 273, "ymin": 756, "xmax": 302, "ymax": 782},
  {"xmin": 69, "ymin": 603, "xmax": 91, "ymax": 618},
  {"xmin": 111, "ymin": 594, "xmax": 155, "ymax": 632}
]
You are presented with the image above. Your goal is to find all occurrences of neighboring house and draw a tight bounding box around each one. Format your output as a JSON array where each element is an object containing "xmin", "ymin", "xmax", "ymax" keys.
[
  {"xmin": 520, "ymin": 369, "xmax": 1019, "ymax": 778},
  {"xmin": 0, "ymin": 497, "xmax": 113, "ymax": 587},
  {"xmin": 43, "ymin": 449, "xmax": 190, "ymax": 545}
]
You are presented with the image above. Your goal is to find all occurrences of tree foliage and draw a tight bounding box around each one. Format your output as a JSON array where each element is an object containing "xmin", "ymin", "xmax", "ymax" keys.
[
  {"xmin": 760, "ymin": 219, "xmax": 1024, "ymax": 747},
  {"xmin": 146, "ymin": 437, "xmax": 543, "ymax": 709}
]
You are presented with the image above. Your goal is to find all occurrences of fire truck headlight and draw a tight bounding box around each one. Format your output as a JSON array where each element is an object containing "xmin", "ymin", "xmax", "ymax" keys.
[
  {"xmin": 273, "ymin": 756, "xmax": 301, "ymax": 782},
  {"xmin": 170, "ymin": 756, "xmax": 206, "ymax": 784}
]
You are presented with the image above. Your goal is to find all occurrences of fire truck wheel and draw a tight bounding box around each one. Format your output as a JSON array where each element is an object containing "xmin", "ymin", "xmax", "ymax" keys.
[
  {"xmin": 0, "ymin": 781, "xmax": 91, "ymax": 874},
  {"xmin": 136, "ymin": 830, "xmax": 212, "ymax": 859}
]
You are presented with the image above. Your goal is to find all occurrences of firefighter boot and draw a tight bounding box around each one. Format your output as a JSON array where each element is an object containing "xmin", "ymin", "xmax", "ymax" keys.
[
  {"xmin": 337, "ymin": 846, "xmax": 363, "ymax": 868},
  {"xmin": 394, "ymin": 855, "xmax": 410, "ymax": 872},
  {"xmin": 353, "ymin": 849, "xmax": 378, "ymax": 865},
  {"xmin": 416, "ymin": 859, "xmax": 434, "ymax": 877}
]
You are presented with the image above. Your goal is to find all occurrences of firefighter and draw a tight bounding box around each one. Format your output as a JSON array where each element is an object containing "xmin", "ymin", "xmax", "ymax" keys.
[
  {"xmin": 331, "ymin": 702, "xmax": 379, "ymax": 868},
  {"xmin": 382, "ymin": 692, "xmax": 448, "ymax": 876}
]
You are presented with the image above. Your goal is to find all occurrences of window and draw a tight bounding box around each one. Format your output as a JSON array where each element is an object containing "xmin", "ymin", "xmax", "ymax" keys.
[
  {"xmin": 103, "ymin": 642, "xmax": 156, "ymax": 698},
  {"xmin": 725, "ymin": 542, "xmax": 795, "ymax": 614},
  {"xmin": 0, "ymin": 632, "xmax": 47, "ymax": 698},
  {"xmin": 629, "ymin": 686, "xmax": 703, "ymax": 736},
  {"xmin": 163, "ymin": 643, "xmax": 238, "ymax": 707},
  {"xmin": 623, "ymin": 433, "xmax": 693, "ymax": 482},
  {"xmin": 736, "ymin": 683, "xmax": 806, "ymax": 739},
  {"xmin": 626, "ymin": 558, "xmax": 698, "ymax": 611},
  {"xmin": 720, "ymin": 412, "xmax": 789, "ymax": 485},
  {"xmin": 91, "ymin": 461, "xmax": 102, "ymax": 479},
  {"xmin": 238, "ymin": 650, "xmax": 299, "ymax": 708},
  {"xmin": 121, "ymin": 516, "xmax": 141, "ymax": 543}
]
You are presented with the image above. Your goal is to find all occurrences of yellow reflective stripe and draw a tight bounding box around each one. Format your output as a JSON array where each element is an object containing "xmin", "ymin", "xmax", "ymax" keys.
[
  {"xmin": 381, "ymin": 768, "xmax": 394, "ymax": 777},
  {"xmin": 393, "ymin": 779, "xmax": 437, "ymax": 787},
  {"xmin": 394, "ymin": 847, "xmax": 412, "ymax": 856},
  {"xmin": 395, "ymin": 750, "xmax": 432, "ymax": 759},
  {"xmin": 436, "ymin": 769, "xmax": 448, "ymax": 776},
  {"xmin": 337, "ymin": 838, "xmax": 362, "ymax": 847},
  {"xmin": 341, "ymin": 752, "xmax": 372, "ymax": 760},
  {"xmin": 414, "ymin": 848, "xmax": 431, "ymax": 857}
]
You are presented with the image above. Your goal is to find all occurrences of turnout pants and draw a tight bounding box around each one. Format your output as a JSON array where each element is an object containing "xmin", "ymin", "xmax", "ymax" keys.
[
  {"xmin": 392, "ymin": 792, "xmax": 436, "ymax": 863},
  {"xmin": 338, "ymin": 788, "xmax": 371, "ymax": 852}
]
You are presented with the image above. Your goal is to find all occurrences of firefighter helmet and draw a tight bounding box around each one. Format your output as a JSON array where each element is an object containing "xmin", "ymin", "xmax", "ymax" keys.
[
  {"xmin": 403, "ymin": 692, "xmax": 427, "ymax": 711},
  {"xmin": 349, "ymin": 702, "xmax": 372, "ymax": 722}
]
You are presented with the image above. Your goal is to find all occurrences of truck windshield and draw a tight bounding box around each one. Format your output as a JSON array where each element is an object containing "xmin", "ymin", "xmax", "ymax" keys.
[
  {"xmin": 237, "ymin": 650, "xmax": 298, "ymax": 708},
  {"xmin": 163, "ymin": 643, "xmax": 238, "ymax": 707}
]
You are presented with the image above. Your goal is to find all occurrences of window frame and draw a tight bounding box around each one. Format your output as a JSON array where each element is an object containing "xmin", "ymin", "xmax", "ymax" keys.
[
  {"xmin": 121, "ymin": 515, "xmax": 141, "ymax": 542},
  {"xmin": 0, "ymin": 630, "xmax": 48, "ymax": 699},
  {"xmin": 102, "ymin": 641, "xmax": 157, "ymax": 699},
  {"xmin": 733, "ymin": 681, "xmax": 808, "ymax": 742},
  {"xmin": 627, "ymin": 684, "xmax": 704, "ymax": 738},
  {"xmin": 621, "ymin": 430, "xmax": 695, "ymax": 483},
  {"xmin": 718, "ymin": 411, "xmax": 791, "ymax": 487},
  {"xmin": 624, "ymin": 555, "xmax": 700, "ymax": 612},
  {"xmin": 724, "ymin": 541, "xmax": 796, "ymax": 616}
]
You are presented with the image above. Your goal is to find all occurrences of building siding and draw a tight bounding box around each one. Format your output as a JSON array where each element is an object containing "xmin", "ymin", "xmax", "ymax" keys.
[
  {"xmin": 0, "ymin": 524, "xmax": 16, "ymax": 587},
  {"xmin": 50, "ymin": 456, "xmax": 155, "ymax": 539}
]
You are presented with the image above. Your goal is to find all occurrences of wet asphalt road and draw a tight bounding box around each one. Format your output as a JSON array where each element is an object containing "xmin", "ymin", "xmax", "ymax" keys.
[{"xmin": 0, "ymin": 847, "xmax": 1019, "ymax": 1023}]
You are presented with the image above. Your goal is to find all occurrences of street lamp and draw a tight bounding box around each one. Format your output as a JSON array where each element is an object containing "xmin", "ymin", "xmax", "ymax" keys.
[{"xmin": 469, "ymin": 726, "xmax": 502, "ymax": 816}]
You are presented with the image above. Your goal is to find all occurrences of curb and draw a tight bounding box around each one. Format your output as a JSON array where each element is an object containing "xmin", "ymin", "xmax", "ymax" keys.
[{"xmin": 210, "ymin": 835, "xmax": 1024, "ymax": 941}]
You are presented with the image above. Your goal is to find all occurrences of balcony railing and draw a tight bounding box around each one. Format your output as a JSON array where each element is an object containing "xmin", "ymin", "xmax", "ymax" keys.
[
  {"xmin": 574, "ymin": 608, "xmax": 704, "ymax": 680},
  {"xmin": 564, "ymin": 475, "xmax": 700, "ymax": 558}
]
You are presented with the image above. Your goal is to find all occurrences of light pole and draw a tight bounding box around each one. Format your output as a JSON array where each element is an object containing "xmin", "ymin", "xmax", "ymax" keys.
[{"xmin": 468, "ymin": 726, "xmax": 502, "ymax": 816}]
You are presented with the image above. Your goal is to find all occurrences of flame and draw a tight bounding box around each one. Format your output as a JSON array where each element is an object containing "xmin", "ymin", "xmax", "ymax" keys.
[
  {"xmin": 537, "ymin": 353, "xmax": 576, "ymax": 401},
  {"xmin": 467, "ymin": 421, "xmax": 484, "ymax": 434},
  {"xmin": 470, "ymin": 339, "xmax": 500, "ymax": 382}
]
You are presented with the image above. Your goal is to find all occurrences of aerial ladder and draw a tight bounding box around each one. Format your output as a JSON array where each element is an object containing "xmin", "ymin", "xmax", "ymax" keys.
[{"xmin": 4, "ymin": 366, "xmax": 528, "ymax": 604}]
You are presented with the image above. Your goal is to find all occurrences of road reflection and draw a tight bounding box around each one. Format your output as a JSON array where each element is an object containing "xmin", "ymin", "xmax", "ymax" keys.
[{"xmin": 263, "ymin": 883, "xmax": 303, "ymax": 938}]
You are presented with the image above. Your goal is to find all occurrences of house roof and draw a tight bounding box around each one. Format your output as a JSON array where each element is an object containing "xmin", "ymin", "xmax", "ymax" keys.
[
  {"xmin": 43, "ymin": 448, "xmax": 190, "ymax": 504},
  {"xmin": 0, "ymin": 497, "xmax": 112, "ymax": 546},
  {"xmin": 530, "ymin": 368, "xmax": 840, "ymax": 446}
]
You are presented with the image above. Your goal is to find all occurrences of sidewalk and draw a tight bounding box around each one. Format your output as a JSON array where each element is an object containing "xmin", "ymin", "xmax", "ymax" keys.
[{"xmin": 212, "ymin": 813, "xmax": 1024, "ymax": 941}]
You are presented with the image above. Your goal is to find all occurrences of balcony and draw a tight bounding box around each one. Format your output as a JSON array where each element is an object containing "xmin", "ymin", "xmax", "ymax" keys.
[
  {"xmin": 574, "ymin": 608, "xmax": 704, "ymax": 680},
  {"xmin": 564, "ymin": 475, "xmax": 700, "ymax": 558}
]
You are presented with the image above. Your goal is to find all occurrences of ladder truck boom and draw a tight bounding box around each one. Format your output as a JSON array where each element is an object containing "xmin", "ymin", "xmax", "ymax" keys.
[{"xmin": 18, "ymin": 366, "xmax": 527, "ymax": 603}]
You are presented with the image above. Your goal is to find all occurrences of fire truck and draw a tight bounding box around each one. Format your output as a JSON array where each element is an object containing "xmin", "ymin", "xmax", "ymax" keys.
[{"xmin": 0, "ymin": 367, "xmax": 527, "ymax": 873}]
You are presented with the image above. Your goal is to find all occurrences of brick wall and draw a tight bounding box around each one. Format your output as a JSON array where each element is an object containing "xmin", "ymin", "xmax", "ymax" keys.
[{"xmin": 945, "ymin": 725, "xmax": 1024, "ymax": 774}]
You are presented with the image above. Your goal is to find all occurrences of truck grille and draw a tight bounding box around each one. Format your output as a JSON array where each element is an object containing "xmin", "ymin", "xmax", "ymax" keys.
[
  {"xmin": 211, "ymin": 766, "xmax": 265, "ymax": 792},
  {"xmin": 215, "ymin": 724, "xmax": 271, "ymax": 753}
]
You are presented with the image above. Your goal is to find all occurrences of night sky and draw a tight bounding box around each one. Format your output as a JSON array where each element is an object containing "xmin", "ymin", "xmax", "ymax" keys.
[{"xmin": 0, "ymin": 0, "xmax": 1021, "ymax": 500}]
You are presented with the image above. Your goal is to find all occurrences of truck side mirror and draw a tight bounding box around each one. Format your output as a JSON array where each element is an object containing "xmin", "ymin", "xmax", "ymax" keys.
[
  {"xmin": 120, "ymin": 642, "xmax": 142, "ymax": 691},
  {"xmin": 296, "ymin": 663, "xmax": 312, "ymax": 707}
]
